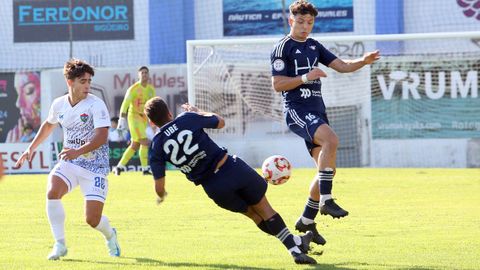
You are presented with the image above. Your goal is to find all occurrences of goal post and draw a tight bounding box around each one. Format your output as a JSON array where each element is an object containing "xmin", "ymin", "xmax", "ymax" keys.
[{"xmin": 186, "ymin": 31, "xmax": 480, "ymax": 168}]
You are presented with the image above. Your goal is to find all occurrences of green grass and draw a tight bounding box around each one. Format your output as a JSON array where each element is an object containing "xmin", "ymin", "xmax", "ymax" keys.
[{"xmin": 1, "ymin": 168, "xmax": 479, "ymax": 270}]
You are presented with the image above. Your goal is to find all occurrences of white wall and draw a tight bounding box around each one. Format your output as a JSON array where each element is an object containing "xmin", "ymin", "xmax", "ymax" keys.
[{"xmin": 372, "ymin": 139, "xmax": 469, "ymax": 168}]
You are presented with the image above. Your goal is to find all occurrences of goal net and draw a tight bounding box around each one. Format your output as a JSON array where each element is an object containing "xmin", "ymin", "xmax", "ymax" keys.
[{"xmin": 187, "ymin": 32, "xmax": 480, "ymax": 168}]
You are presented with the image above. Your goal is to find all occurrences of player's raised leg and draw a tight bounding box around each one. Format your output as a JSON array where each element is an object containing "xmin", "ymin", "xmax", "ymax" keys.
[
  {"xmin": 81, "ymin": 173, "xmax": 120, "ymax": 257},
  {"xmin": 313, "ymin": 124, "xmax": 348, "ymax": 218},
  {"xmin": 85, "ymin": 200, "xmax": 120, "ymax": 257}
]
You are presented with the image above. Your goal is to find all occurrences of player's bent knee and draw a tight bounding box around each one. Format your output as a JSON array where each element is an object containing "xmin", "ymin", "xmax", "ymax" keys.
[
  {"xmin": 85, "ymin": 215, "xmax": 101, "ymax": 227},
  {"xmin": 46, "ymin": 176, "xmax": 68, "ymax": 199}
]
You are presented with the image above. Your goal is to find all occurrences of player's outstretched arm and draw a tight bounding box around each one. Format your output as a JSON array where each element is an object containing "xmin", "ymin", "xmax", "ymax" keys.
[
  {"xmin": 181, "ymin": 103, "xmax": 225, "ymax": 129},
  {"xmin": 117, "ymin": 87, "xmax": 134, "ymax": 129},
  {"xmin": 154, "ymin": 177, "xmax": 167, "ymax": 205},
  {"xmin": 15, "ymin": 121, "xmax": 57, "ymax": 168},
  {"xmin": 329, "ymin": 50, "xmax": 381, "ymax": 73},
  {"xmin": 58, "ymin": 127, "xmax": 108, "ymax": 161}
]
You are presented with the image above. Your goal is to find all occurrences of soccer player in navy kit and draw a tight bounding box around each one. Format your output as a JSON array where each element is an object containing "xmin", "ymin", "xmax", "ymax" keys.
[
  {"xmin": 271, "ymin": 0, "xmax": 380, "ymax": 245},
  {"xmin": 144, "ymin": 97, "xmax": 317, "ymax": 264}
]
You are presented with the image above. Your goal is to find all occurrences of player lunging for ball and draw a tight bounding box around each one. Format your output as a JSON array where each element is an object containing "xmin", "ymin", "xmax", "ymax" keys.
[
  {"xmin": 15, "ymin": 59, "xmax": 120, "ymax": 260},
  {"xmin": 145, "ymin": 97, "xmax": 317, "ymax": 264}
]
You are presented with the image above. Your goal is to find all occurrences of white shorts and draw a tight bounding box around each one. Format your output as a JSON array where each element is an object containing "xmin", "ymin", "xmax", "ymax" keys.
[{"xmin": 49, "ymin": 161, "xmax": 109, "ymax": 203}]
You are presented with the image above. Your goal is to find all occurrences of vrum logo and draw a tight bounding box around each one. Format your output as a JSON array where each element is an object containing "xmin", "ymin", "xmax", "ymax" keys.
[
  {"xmin": 456, "ymin": 0, "xmax": 480, "ymax": 20},
  {"xmin": 376, "ymin": 70, "xmax": 478, "ymax": 100}
]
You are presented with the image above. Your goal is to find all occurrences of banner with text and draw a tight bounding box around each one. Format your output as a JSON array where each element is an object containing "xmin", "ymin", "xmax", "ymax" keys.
[
  {"xmin": 223, "ymin": 0, "xmax": 353, "ymax": 36},
  {"xmin": 371, "ymin": 58, "xmax": 480, "ymax": 139},
  {"xmin": 0, "ymin": 143, "xmax": 50, "ymax": 173},
  {"xmin": 13, "ymin": 0, "xmax": 134, "ymax": 42}
]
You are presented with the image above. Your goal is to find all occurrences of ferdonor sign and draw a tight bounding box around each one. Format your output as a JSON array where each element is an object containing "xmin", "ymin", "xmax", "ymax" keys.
[{"xmin": 13, "ymin": 0, "xmax": 134, "ymax": 42}]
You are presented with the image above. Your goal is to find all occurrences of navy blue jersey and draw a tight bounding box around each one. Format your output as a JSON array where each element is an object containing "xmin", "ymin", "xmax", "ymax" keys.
[
  {"xmin": 149, "ymin": 112, "xmax": 227, "ymax": 185},
  {"xmin": 271, "ymin": 36, "xmax": 337, "ymax": 113}
]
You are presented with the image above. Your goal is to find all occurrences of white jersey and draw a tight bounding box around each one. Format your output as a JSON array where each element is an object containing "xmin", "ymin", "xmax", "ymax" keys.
[{"xmin": 47, "ymin": 94, "xmax": 110, "ymax": 176}]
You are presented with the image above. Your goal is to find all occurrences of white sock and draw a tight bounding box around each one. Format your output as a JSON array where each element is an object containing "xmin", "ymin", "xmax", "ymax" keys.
[
  {"xmin": 292, "ymin": 235, "xmax": 302, "ymax": 245},
  {"xmin": 320, "ymin": 194, "xmax": 332, "ymax": 206},
  {"xmin": 300, "ymin": 216, "xmax": 315, "ymax": 225},
  {"xmin": 288, "ymin": 246, "xmax": 301, "ymax": 254},
  {"xmin": 46, "ymin": 199, "xmax": 66, "ymax": 243},
  {"xmin": 95, "ymin": 216, "xmax": 114, "ymax": 240}
]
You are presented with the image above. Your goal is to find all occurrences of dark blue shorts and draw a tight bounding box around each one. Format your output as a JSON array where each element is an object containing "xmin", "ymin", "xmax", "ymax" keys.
[
  {"xmin": 201, "ymin": 155, "xmax": 267, "ymax": 213},
  {"xmin": 285, "ymin": 108, "xmax": 329, "ymax": 155}
]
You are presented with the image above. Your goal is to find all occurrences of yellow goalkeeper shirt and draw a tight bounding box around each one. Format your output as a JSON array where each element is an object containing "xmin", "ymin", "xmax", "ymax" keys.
[{"xmin": 120, "ymin": 81, "xmax": 155, "ymax": 116}]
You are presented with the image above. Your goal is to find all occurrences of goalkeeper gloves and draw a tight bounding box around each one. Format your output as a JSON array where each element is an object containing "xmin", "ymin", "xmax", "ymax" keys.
[{"xmin": 117, "ymin": 117, "xmax": 128, "ymax": 130}]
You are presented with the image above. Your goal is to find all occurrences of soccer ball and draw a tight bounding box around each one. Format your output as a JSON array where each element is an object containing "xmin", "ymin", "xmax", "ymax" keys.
[{"xmin": 261, "ymin": 155, "xmax": 292, "ymax": 185}]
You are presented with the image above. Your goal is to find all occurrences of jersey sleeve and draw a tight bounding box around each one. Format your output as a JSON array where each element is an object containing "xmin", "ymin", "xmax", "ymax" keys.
[
  {"xmin": 316, "ymin": 40, "xmax": 337, "ymax": 67},
  {"xmin": 92, "ymin": 100, "xmax": 111, "ymax": 128},
  {"xmin": 46, "ymin": 99, "xmax": 59, "ymax": 124},
  {"xmin": 149, "ymin": 142, "xmax": 166, "ymax": 180},
  {"xmin": 181, "ymin": 112, "xmax": 219, "ymax": 130},
  {"xmin": 271, "ymin": 40, "xmax": 289, "ymax": 76},
  {"xmin": 119, "ymin": 85, "xmax": 134, "ymax": 115}
]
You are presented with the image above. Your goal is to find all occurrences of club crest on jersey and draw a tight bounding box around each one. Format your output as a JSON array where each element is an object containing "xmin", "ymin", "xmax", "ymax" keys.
[
  {"xmin": 273, "ymin": 59, "xmax": 285, "ymax": 71},
  {"xmin": 80, "ymin": 113, "xmax": 89, "ymax": 123},
  {"xmin": 309, "ymin": 45, "xmax": 316, "ymax": 50}
]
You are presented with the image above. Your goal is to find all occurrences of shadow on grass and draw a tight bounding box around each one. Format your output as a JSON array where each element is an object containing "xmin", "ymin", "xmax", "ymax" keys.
[
  {"xmin": 336, "ymin": 261, "xmax": 467, "ymax": 270},
  {"xmin": 63, "ymin": 256, "xmax": 361, "ymax": 270},
  {"xmin": 64, "ymin": 256, "xmax": 273, "ymax": 270}
]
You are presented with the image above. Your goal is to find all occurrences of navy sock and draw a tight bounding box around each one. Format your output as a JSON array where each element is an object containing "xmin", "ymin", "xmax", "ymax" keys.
[
  {"xmin": 319, "ymin": 170, "xmax": 334, "ymax": 195},
  {"xmin": 265, "ymin": 213, "xmax": 296, "ymax": 250},
  {"xmin": 301, "ymin": 197, "xmax": 319, "ymax": 220},
  {"xmin": 257, "ymin": 220, "xmax": 274, "ymax": 236}
]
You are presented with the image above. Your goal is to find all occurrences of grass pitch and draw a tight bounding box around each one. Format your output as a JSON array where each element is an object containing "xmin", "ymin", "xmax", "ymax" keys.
[{"xmin": 0, "ymin": 168, "xmax": 479, "ymax": 270}]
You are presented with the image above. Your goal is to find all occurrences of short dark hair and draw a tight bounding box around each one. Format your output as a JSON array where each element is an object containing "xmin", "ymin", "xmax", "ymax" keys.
[
  {"xmin": 63, "ymin": 58, "xmax": 94, "ymax": 80},
  {"xmin": 138, "ymin": 66, "xmax": 149, "ymax": 72},
  {"xmin": 111, "ymin": 116, "xmax": 119, "ymax": 123},
  {"xmin": 144, "ymin": 97, "xmax": 171, "ymax": 127},
  {"xmin": 289, "ymin": 0, "xmax": 318, "ymax": 17}
]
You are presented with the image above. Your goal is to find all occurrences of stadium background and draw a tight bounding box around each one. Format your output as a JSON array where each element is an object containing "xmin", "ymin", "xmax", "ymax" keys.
[{"xmin": 0, "ymin": 0, "xmax": 479, "ymax": 174}]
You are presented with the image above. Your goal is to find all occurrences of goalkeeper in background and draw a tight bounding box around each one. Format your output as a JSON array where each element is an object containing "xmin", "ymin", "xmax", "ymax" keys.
[
  {"xmin": 113, "ymin": 66, "xmax": 155, "ymax": 175},
  {"xmin": 271, "ymin": 0, "xmax": 380, "ymax": 245}
]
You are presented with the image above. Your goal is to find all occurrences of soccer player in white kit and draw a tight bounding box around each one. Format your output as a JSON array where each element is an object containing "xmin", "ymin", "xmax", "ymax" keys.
[{"xmin": 15, "ymin": 59, "xmax": 121, "ymax": 260}]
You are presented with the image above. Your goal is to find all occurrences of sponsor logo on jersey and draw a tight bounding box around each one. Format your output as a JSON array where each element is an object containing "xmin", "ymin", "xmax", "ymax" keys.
[
  {"xmin": 295, "ymin": 49, "xmax": 301, "ymax": 54},
  {"xmin": 273, "ymin": 59, "xmax": 285, "ymax": 71},
  {"xmin": 309, "ymin": 45, "xmax": 316, "ymax": 50},
  {"xmin": 67, "ymin": 138, "xmax": 87, "ymax": 145},
  {"xmin": 300, "ymin": 88, "xmax": 311, "ymax": 99},
  {"xmin": 80, "ymin": 113, "xmax": 89, "ymax": 123}
]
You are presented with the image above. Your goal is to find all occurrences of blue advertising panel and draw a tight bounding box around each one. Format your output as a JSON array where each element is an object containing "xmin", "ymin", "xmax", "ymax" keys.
[
  {"xmin": 223, "ymin": 0, "xmax": 353, "ymax": 36},
  {"xmin": 371, "ymin": 59, "xmax": 480, "ymax": 139},
  {"xmin": 13, "ymin": 0, "xmax": 134, "ymax": 42}
]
